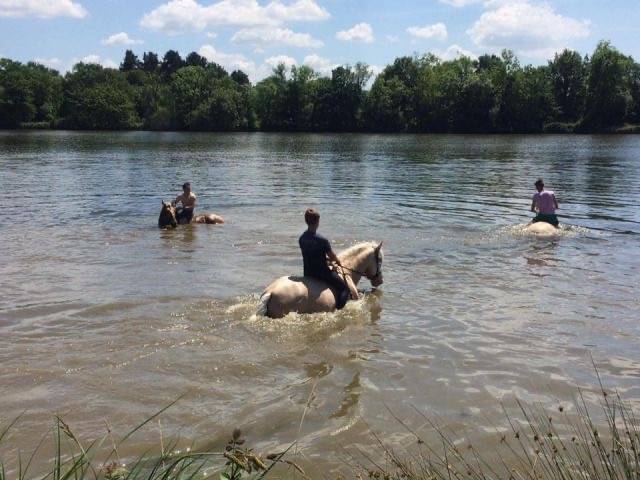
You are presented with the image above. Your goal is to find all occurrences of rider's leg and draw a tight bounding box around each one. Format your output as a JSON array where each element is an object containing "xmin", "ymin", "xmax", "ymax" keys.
[{"xmin": 324, "ymin": 271, "xmax": 351, "ymax": 309}]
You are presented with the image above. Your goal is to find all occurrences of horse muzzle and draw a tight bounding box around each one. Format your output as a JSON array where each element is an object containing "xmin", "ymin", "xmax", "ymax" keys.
[{"xmin": 371, "ymin": 274, "xmax": 383, "ymax": 287}]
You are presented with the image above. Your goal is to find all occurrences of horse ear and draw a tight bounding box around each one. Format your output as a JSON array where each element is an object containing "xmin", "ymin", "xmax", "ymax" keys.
[{"xmin": 376, "ymin": 241, "xmax": 383, "ymax": 252}]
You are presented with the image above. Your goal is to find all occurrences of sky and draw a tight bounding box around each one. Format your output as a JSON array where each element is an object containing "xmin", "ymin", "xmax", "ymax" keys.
[{"xmin": 1, "ymin": 0, "xmax": 639, "ymax": 82}]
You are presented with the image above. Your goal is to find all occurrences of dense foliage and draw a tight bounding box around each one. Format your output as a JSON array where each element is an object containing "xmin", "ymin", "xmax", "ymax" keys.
[{"xmin": 1, "ymin": 41, "xmax": 639, "ymax": 132}]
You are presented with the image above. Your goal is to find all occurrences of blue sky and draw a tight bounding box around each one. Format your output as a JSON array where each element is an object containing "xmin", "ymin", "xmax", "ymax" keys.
[{"xmin": 1, "ymin": 0, "xmax": 639, "ymax": 81}]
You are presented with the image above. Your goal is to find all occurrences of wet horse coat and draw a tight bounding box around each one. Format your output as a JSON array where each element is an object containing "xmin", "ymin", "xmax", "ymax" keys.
[
  {"xmin": 158, "ymin": 201, "xmax": 224, "ymax": 228},
  {"xmin": 258, "ymin": 242, "xmax": 383, "ymax": 318}
]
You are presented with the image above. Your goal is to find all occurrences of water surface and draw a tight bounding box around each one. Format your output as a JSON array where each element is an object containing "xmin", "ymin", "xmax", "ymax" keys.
[{"xmin": 1, "ymin": 132, "xmax": 639, "ymax": 475}]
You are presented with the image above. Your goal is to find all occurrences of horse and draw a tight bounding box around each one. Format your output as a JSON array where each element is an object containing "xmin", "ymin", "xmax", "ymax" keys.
[
  {"xmin": 523, "ymin": 221, "xmax": 559, "ymax": 236},
  {"xmin": 158, "ymin": 201, "xmax": 224, "ymax": 228},
  {"xmin": 258, "ymin": 241, "xmax": 384, "ymax": 319}
]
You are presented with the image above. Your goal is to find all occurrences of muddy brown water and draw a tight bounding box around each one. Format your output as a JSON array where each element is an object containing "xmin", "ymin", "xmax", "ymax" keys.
[{"xmin": 1, "ymin": 132, "xmax": 639, "ymax": 476}]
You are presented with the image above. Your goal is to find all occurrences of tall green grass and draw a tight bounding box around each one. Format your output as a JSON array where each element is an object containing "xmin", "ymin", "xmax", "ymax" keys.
[
  {"xmin": 359, "ymin": 377, "xmax": 640, "ymax": 480},
  {"xmin": 0, "ymin": 398, "xmax": 303, "ymax": 480},
  {"xmin": 1, "ymin": 373, "xmax": 638, "ymax": 480}
]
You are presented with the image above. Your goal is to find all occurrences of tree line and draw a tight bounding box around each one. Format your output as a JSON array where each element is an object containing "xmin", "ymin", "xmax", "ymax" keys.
[{"xmin": 1, "ymin": 41, "xmax": 639, "ymax": 133}]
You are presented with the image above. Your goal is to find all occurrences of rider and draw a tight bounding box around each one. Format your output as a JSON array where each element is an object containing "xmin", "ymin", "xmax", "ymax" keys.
[
  {"xmin": 172, "ymin": 182, "xmax": 197, "ymax": 224},
  {"xmin": 299, "ymin": 209, "xmax": 358, "ymax": 309},
  {"xmin": 530, "ymin": 178, "xmax": 559, "ymax": 227}
]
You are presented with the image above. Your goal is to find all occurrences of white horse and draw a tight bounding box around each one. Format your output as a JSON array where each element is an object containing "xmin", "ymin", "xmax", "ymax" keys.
[
  {"xmin": 258, "ymin": 242, "xmax": 384, "ymax": 319},
  {"xmin": 523, "ymin": 221, "xmax": 559, "ymax": 236}
]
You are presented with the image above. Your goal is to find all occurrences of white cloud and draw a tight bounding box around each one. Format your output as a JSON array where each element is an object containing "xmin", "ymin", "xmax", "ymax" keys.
[
  {"xmin": 199, "ymin": 44, "xmax": 256, "ymax": 75},
  {"xmin": 336, "ymin": 22, "xmax": 374, "ymax": 43},
  {"xmin": 467, "ymin": 0, "xmax": 590, "ymax": 58},
  {"xmin": 407, "ymin": 22, "xmax": 448, "ymax": 41},
  {"xmin": 438, "ymin": 44, "xmax": 477, "ymax": 60},
  {"xmin": 101, "ymin": 32, "xmax": 143, "ymax": 46},
  {"xmin": 0, "ymin": 0, "xmax": 87, "ymax": 18},
  {"xmin": 141, "ymin": 0, "xmax": 329, "ymax": 34},
  {"xmin": 264, "ymin": 54, "xmax": 297, "ymax": 69},
  {"xmin": 34, "ymin": 57, "xmax": 63, "ymax": 69},
  {"xmin": 71, "ymin": 54, "xmax": 117, "ymax": 69},
  {"xmin": 206, "ymin": 31, "xmax": 218, "ymax": 38},
  {"xmin": 385, "ymin": 35, "xmax": 399, "ymax": 43},
  {"xmin": 302, "ymin": 54, "xmax": 337, "ymax": 75},
  {"xmin": 439, "ymin": 0, "xmax": 481, "ymax": 6},
  {"xmin": 232, "ymin": 27, "xmax": 323, "ymax": 48}
]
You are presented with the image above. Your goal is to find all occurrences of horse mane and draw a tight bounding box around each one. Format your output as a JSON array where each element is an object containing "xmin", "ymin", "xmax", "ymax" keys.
[{"xmin": 338, "ymin": 242, "xmax": 382, "ymax": 265}]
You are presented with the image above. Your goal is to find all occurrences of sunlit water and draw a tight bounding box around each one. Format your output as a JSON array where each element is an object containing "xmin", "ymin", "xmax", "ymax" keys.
[{"xmin": 1, "ymin": 132, "xmax": 639, "ymax": 475}]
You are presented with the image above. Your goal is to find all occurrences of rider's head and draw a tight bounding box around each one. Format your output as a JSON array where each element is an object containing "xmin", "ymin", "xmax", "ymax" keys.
[
  {"xmin": 304, "ymin": 208, "xmax": 320, "ymax": 230},
  {"xmin": 535, "ymin": 178, "xmax": 544, "ymax": 192},
  {"xmin": 183, "ymin": 182, "xmax": 191, "ymax": 194}
]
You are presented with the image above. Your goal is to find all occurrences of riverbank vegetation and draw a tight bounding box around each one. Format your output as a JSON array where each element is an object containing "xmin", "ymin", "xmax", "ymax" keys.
[
  {"xmin": 1, "ymin": 376, "xmax": 639, "ymax": 480},
  {"xmin": 1, "ymin": 41, "xmax": 639, "ymax": 133}
]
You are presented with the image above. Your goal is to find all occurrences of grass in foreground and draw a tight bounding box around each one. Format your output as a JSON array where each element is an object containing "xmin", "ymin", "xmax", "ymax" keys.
[{"xmin": 1, "ymin": 374, "xmax": 638, "ymax": 480}]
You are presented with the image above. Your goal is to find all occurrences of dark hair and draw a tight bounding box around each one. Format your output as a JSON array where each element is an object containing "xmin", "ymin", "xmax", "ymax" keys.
[
  {"xmin": 304, "ymin": 208, "xmax": 320, "ymax": 225},
  {"xmin": 182, "ymin": 182, "xmax": 191, "ymax": 190},
  {"xmin": 535, "ymin": 178, "xmax": 544, "ymax": 186}
]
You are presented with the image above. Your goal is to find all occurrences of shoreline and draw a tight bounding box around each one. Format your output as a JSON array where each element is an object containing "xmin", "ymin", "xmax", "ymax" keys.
[{"xmin": 2, "ymin": 125, "xmax": 640, "ymax": 134}]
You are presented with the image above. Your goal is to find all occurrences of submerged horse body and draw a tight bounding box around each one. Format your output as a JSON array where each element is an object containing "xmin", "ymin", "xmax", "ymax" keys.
[
  {"xmin": 259, "ymin": 242, "xmax": 383, "ymax": 318},
  {"xmin": 523, "ymin": 221, "xmax": 559, "ymax": 236},
  {"xmin": 158, "ymin": 201, "xmax": 224, "ymax": 228}
]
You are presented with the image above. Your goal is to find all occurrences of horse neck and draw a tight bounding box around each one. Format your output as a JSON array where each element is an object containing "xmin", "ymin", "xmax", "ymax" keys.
[
  {"xmin": 338, "ymin": 244, "xmax": 372, "ymax": 285},
  {"xmin": 159, "ymin": 209, "xmax": 176, "ymax": 227}
]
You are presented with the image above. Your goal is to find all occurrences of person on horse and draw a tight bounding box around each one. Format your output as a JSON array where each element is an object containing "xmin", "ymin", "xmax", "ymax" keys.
[
  {"xmin": 172, "ymin": 182, "xmax": 197, "ymax": 224},
  {"xmin": 531, "ymin": 178, "xmax": 559, "ymax": 227},
  {"xmin": 299, "ymin": 209, "xmax": 359, "ymax": 310}
]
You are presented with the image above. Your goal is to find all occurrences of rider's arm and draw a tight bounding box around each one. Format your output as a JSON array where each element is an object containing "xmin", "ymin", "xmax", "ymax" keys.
[
  {"xmin": 530, "ymin": 195, "xmax": 537, "ymax": 213},
  {"xmin": 172, "ymin": 195, "xmax": 181, "ymax": 207},
  {"xmin": 327, "ymin": 250, "xmax": 341, "ymax": 266},
  {"xmin": 553, "ymin": 194, "xmax": 559, "ymax": 209}
]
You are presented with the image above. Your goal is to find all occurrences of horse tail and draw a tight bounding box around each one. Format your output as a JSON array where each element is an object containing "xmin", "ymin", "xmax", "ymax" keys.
[{"xmin": 257, "ymin": 292, "xmax": 271, "ymax": 317}]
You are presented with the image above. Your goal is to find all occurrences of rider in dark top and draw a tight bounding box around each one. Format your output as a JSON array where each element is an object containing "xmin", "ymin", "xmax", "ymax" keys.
[{"xmin": 299, "ymin": 208, "xmax": 350, "ymax": 309}]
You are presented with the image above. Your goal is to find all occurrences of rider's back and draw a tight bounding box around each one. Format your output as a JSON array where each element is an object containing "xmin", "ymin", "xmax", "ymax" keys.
[{"xmin": 299, "ymin": 230, "xmax": 331, "ymax": 278}]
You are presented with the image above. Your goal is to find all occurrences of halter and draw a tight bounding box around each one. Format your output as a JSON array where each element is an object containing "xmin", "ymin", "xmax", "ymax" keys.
[{"xmin": 340, "ymin": 247, "xmax": 382, "ymax": 281}]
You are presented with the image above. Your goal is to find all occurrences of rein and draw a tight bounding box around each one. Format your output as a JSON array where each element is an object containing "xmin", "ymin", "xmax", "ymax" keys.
[{"xmin": 335, "ymin": 250, "xmax": 382, "ymax": 280}]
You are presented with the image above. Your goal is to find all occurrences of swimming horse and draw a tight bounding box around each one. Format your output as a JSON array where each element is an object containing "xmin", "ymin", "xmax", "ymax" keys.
[
  {"xmin": 158, "ymin": 201, "xmax": 224, "ymax": 228},
  {"xmin": 258, "ymin": 242, "xmax": 384, "ymax": 318}
]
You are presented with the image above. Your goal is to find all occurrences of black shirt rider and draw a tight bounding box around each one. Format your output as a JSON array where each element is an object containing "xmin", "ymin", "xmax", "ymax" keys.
[
  {"xmin": 298, "ymin": 208, "xmax": 350, "ymax": 309},
  {"xmin": 299, "ymin": 230, "xmax": 333, "ymax": 277}
]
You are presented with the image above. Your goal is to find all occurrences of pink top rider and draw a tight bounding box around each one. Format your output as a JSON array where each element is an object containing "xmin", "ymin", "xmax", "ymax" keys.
[{"xmin": 532, "ymin": 190, "xmax": 557, "ymax": 214}]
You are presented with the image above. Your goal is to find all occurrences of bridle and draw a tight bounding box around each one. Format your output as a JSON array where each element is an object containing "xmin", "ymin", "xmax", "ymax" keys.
[{"xmin": 340, "ymin": 248, "xmax": 383, "ymax": 281}]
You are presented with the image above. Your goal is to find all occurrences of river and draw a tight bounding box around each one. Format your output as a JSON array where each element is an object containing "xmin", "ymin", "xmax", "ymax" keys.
[{"xmin": 1, "ymin": 131, "xmax": 639, "ymax": 476}]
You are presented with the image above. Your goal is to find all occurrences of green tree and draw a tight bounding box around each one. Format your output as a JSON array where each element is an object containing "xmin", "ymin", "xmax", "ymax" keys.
[
  {"xmin": 363, "ymin": 76, "xmax": 412, "ymax": 132},
  {"xmin": 231, "ymin": 70, "xmax": 250, "ymax": 85},
  {"xmin": 185, "ymin": 51, "xmax": 208, "ymax": 68},
  {"xmin": 253, "ymin": 64, "xmax": 289, "ymax": 130},
  {"xmin": 0, "ymin": 59, "xmax": 62, "ymax": 127},
  {"xmin": 142, "ymin": 52, "xmax": 159, "ymax": 73},
  {"xmin": 169, "ymin": 65, "xmax": 210, "ymax": 128},
  {"xmin": 584, "ymin": 41, "xmax": 629, "ymax": 129},
  {"xmin": 62, "ymin": 62, "xmax": 139, "ymax": 129},
  {"xmin": 161, "ymin": 50, "xmax": 184, "ymax": 78},
  {"xmin": 120, "ymin": 50, "xmax": 140, "ymax": 72},
  {"xmin": 187, "ymin": 79, "xmax": 245, "ymax": 130},
  {"xmin": 549, "ymin": 49, "xmax": 586, "ymax": 121}
]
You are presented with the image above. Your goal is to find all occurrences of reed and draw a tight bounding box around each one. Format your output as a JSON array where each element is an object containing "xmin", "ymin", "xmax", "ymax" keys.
[
  {"xmin": 357, "ymin": 376, "xmax": 640, "ymax": 480},
  {"xmin": 0, "ymin": 399, "xmax": 304, "ymax": 480},
  {"xmin": 1, "ymin": 373, "xmax": 638, "ymax": 480}
]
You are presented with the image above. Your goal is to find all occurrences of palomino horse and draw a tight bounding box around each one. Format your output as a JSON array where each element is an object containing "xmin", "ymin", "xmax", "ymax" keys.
[
  {"xmin": 158, "ymin": 201, "xmax": 224, "ymax": 228},
  {"xmin": 258, "ymin": 241, "xmax": 384, "ymax": 319},
  {"xmin": 523, "ymin": 221, "xmax": 558, "ymax": 236}
]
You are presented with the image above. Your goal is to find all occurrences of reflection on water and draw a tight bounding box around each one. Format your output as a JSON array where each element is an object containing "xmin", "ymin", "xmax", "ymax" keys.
[{"xmin": 1, "ymin": 131, "xmax": 639, "ymax": 476}]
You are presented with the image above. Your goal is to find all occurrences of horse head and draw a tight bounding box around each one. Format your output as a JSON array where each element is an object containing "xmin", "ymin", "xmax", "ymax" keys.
[
  {"xmin": 158, "ymin": 201, "xmax": 177, "ymax": 229},
  {"xmin": 368, "ymin": 241, "xmax": 384, "ymax": 287}
]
